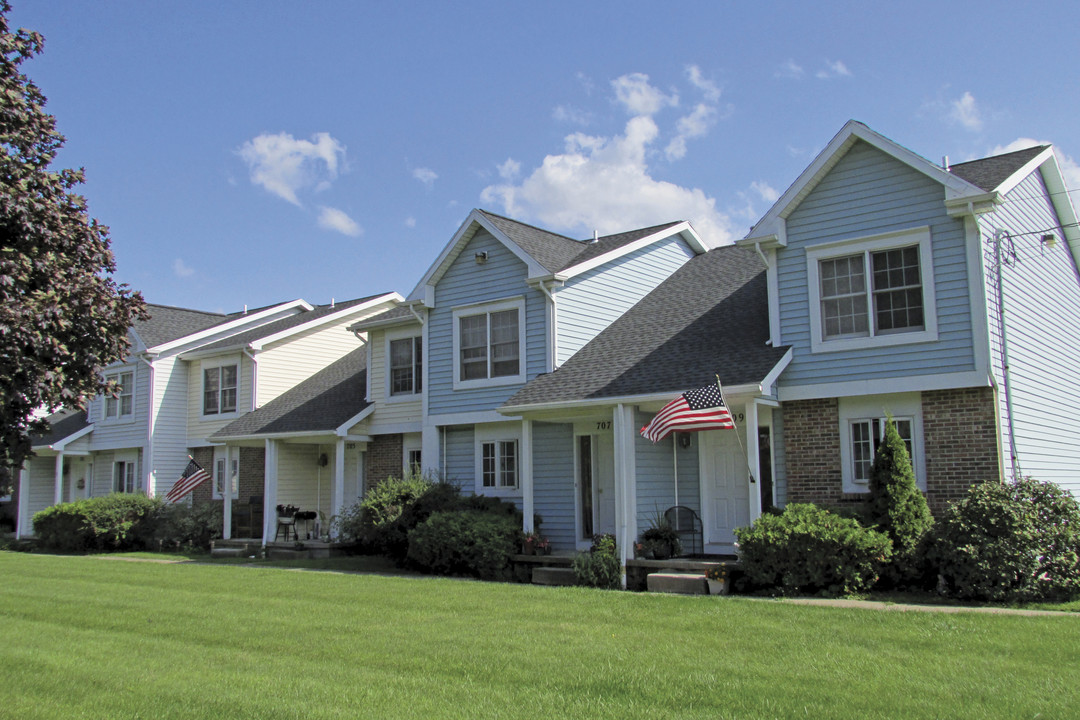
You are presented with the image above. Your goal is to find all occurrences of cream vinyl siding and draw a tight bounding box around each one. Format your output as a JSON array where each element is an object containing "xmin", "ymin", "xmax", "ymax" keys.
[
  {"xmin": 87, "ymin": 359, "xmax": 148, "ymax": 450},
  {"xmin": 187, "ymin": 352, "xmax": 250, "ymax": 442},
  {"xmin": 273, "ymin": 444, "xmax": 359, "ymax": 521},
  {"xmin": 366, "ymin": 326, "xmax": 423, "ymax": 427}
]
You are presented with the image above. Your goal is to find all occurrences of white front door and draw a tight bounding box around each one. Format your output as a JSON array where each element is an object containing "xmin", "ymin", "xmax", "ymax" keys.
[
  {"xmin": 701, "ymin": 429, "xmax": 750, "ymax": 549},
  {"xmin": 595, "ymin": 434, "xmax": 616, "ymax": 535}
]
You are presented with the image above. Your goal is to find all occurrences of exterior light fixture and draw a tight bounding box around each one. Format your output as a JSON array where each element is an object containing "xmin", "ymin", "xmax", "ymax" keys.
[{"xmin": 475, "ymin": 251, "xmax": 488, "ymax": 264}]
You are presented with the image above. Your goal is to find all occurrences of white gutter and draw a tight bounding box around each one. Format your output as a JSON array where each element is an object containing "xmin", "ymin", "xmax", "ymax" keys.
[
  {"xmin": 242, "ymin": 349, "xmax": 259, "ymax": 411},
  {"xmin": 497, "ymin": 382, "xmax": 765, "ymax": 415}
]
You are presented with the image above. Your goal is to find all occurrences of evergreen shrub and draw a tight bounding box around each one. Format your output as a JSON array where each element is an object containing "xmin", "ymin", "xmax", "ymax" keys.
[
  {"xmin": 406, "ymin": 509, "xmax": 521, "ymax": 581},
  {"xmin": 154, "ymin": 501, "xmax": 222, "ymax": 551},
  {"xmin": 32, "ymin": 493, "xmax": 163, "ymax": 552},
  {"xmin": 345, "ymin": 474, "xmax": 459, "ymax": 560},
  {"xmin": 735, "ymin": 503, "xmax": 892, "ymax": 596}
]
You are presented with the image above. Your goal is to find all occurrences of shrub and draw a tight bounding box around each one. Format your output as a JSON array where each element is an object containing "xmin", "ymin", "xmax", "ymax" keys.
[
  {"xmin": 929, "ymin": 477, "xmax": 1080, "ymax": 602},
  {"xmin": 406, "ymin": 509, "xmax": 521, "ymax": 581},
  {"xmin": 347, "ymin": 474, "xmax": 460, "ymax": 560},
  {"xmin": 572, "ymin": 533, "xmax": 622, "ymax": 589},
  {"xmin": 735, "ymin": 503, "xmax": 892, "ymax": 596},
  {"xmin": 33, "ymin": 493, "xmax": 163, "ymax": 552},
  {"xmin": 154, "ymin": 502, "xmax": 222, "ymax": 551},
  {"xmin": 867, "ymin": 418, "xmax": 933, "ymax": 585}
]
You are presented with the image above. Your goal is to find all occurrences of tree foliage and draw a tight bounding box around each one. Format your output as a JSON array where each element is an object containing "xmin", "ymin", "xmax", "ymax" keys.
[{"xmin": 0, "ymin": 2, "xmax": 145, "ymax": 488}]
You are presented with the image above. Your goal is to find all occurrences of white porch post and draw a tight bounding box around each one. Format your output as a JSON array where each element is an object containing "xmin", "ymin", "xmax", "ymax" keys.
[
  {"xmin": 262, "ymin": 439, "xmax": 279, "ymax": 547},
  {"xmin": 332, "ymin": 437, "xmax": 345, "ymax": 537},
  {"xmin": 15, "ymin": 467, "xmax": 28, "ymax": 539},
  {"xmin": 746, "ymin": 401, "xmax": 762, "ymax": 523},
  {"xmin": 612, "ymin": 403, "xmax": 637, "ymax": 588},
  {"xmin": 521, "ymin": 419, "xmax": 534, "ymax": 533},
  {"xmin": 222, "ymin": 445, "xmax": 233, "ymax": 540},
  {"xmin": 53, "ymin": 452, "xmax": 64, "ymax": 506}
]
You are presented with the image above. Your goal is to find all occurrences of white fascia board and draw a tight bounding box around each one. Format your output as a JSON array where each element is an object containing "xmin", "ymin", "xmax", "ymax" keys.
[
  {"xmin": 31, "ymin": 422, "xmax": 95, "ymax": 452},
  {"xmin": 995, "ymin": 146, "xmax": 1056, "ymax": 197},
  {"xmin": 335, "ymin": 404, "xmax": 375, "ymax": 436},
  {"xmin": 427, "ymin": 409, "xmax": 514, "ymax": 426},
  {"xmin": 760, "ymin": 348, "xmax": 794, "ymax": 396},
  {"xmin": 251, "ymin": 292, "xmax": 402, "ymax": 350},
  {"xmin": 347, "ymin": 307, "xmax": 422, "ymax": 333},
  {"xmin": 498, "ymin": 383, "xmax": 765, "ymax": 416},
  {"xmin": 406, "ymin": 209, "xmax": 547, "ymax": 302},
  {"xmin": 555, "ymin": 221, "xmax": 704, "ymax": 280},
  {"xmin": 206, "ymin": 429, "xmax": 336, "ymax": 443},
  {"xmin": 1040, "ymin": 151, "xmax": 1080, "ymax": 276},
  {"xmin": 777, "ymin": 370, "xmax": 992, "ymax": 402},
  {"xmin": 146, "ymin": 299, "xmax": 313, "ymax": 355}
]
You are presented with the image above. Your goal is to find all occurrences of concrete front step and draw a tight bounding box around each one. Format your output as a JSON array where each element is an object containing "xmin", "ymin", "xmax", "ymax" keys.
[
  {"xmin": 647, "ymin": 572, "xmax": 708, "ymax": 595},
  {"xmin": 532, "ymin": 566, "xmax": 577, "ymax": 586}
]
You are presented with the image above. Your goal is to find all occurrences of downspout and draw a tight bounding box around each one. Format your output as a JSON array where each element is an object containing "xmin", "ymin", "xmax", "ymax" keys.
[
  {"xmin": 138, "ymin": 355, "xmax": 155, "ymax": 496},
  {"xmin": 243, "ymin": 349, "xmax": 258, "ymax": 411},
  {"xmin": 753, "ymin": 242, "xmax": 769, "ymax": 268},
  {"xmin": 993, "ymin": 229, "xmax": 1021, "ymax": 479}
]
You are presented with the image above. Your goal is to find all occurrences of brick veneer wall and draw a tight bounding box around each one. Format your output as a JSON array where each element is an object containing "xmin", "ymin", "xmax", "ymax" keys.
[
  {"xmin": 190, "ymin": 446, "xmax": 265, "ymax": 504},
  {"xmin": 190, "ymin": 447, "xmax": 215, "ymax": 504},
  {"xmin": 364, "ymin": 434, "xmax": 403, "ymax": 493},
  {"xmin": 783, "ymin": 388, "xmax": 1002, "ymax": 517}
]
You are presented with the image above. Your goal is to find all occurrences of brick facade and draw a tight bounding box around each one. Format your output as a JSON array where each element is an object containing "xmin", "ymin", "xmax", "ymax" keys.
[
  {"xmin": 191, "ymin": 446, "xmax": 265, "ymax": 504},
  {"xmin": 364, "ymin": 434, "xmax": 403, "ymax": 493},
  {"xmin": 782, "ymin": 388, "xmax": 1002, "ymax": 517}
]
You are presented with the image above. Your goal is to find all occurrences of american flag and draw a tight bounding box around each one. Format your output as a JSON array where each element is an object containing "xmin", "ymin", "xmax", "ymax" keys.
[
  {"xmin": 165, "ymin": 458, "xmax": 211, "ymax": 503},
  {"xmin": 640, "ymin": 381, "xmax": 735, "ymax": 442}
]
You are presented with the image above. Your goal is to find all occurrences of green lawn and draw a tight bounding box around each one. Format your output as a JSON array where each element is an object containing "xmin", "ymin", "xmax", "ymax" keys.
[{"xmin": 2, "ymin": 552, "xmax": 1078, "ymax": 719}]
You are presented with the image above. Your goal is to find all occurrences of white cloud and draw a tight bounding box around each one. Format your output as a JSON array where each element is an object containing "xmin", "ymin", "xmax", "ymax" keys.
[
  {"xmin": 950, "ymin": 91, "xmax": 982, "ymax": 132},
  {"xmin": 497, "ymin": 158, "xmax": 521, "ymax": 180},
  {"xmin": 816, "ymin": 60, "xmax": 852, "ymax": 79},
  {"xmin": 686, "ymin": 64, "xmax": 721, "ymax": 103},
  {"xmin": 775, "ymin": 60, "xmax": 804, "ymax": 79},
  {"xmin": 404, "ymin": 216, "xmax": 417, "ymax": 228},
  {"xmin": 991, "ymin": 138, "xmax": 1080, "ymax": 191},
  {"xmin": 237, "ymin": 132, "xmax": 345, "ymax": 206},
  {"xmin": 666, "ymin": 103, "xmax": 717, "ymax": 160},
  {"xmin": 611, "ymin": 73, "xmax": 678, "ymax": 116},
  {"xmin": 172, "ymin": 258, "xmax": 194, "ymax": 278},
  {"xmin": 413, "ymin": 167, "xmax": 438, "ymax": 187},
  {"xmin": 553, "ymin": 104, "xmax": 592, "ymax": 125},
  {"xmin": 751, "ymin": 181, "xmax": 780, "ymax": 203},
  {"xmin": 317, "ymin": 206, "xmax": 362, "ymax": 237}
]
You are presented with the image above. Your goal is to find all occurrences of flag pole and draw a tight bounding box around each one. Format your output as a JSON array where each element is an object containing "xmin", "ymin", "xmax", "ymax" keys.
[
  {"xmin": 717, "ymin": 375, "xmax": 756, "ymax": 485},
  {"xmin": 672, "ymin": 433, "xmax": 679, "ymax": 507}
]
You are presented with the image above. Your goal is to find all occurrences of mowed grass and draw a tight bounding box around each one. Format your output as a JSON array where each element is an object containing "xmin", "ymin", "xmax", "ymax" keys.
[{"xmin": 2, "ymin": 553, "xmax": 1078, "ymax": 720}]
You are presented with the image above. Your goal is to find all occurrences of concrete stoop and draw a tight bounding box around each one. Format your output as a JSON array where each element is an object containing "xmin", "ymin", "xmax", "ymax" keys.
[
  {"xmin": 210, "ymin": 541, "xmax": 259, "ymax": 558},
  {"xmin": 532, "ymin": 566, "xmax": 577, "ymax": 586},
  {"xmin": 646, "ymin": 572, "xmax": 708, "ymax": 595}
]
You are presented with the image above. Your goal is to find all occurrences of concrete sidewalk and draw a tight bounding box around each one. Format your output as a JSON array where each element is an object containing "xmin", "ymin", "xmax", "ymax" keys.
[{"xmin": 769, "ymin": 596, "xmax": 1077, "ymax": 617}]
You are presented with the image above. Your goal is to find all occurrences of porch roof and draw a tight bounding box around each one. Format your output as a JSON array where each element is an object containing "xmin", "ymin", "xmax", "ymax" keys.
[
  {"xmin": 210, "ymin": 348, "xmax": 369, "ymax": 441},
  {"xmin": 31, "ymin": 409, "xmax": 92, "ymax": 449},
  {"xmin": 501, "ymin": 245, "xmax": 790, "ymax": 411}
]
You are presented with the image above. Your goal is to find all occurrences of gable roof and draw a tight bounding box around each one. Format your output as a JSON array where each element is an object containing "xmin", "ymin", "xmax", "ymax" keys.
[
  {"xmin": 210, "ymin": 348, "xmax": 369, "ymax": 440},
  {"xmin": 132, "ymin": 304, "xmax": 231, "ymax": 349},
  {"xmin": 31, "ymin": 409, "xmax": 92, "ymax": 449},
  {"xmin": 501, "ymin": 246, "xmax": 791, "ymax": 411},
  {"xmin": 948, "ymin": 145, "xmax": 1051, "ymax": 192},
  {"xmin": 347, "ymin": 305, "xmax": 420, "ymax": 333}
]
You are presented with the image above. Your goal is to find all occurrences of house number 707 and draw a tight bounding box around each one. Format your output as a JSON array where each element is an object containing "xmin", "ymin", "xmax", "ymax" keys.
[{"xmin": 596, "ymin": 421, "xmax": 612, "ymax": 430}]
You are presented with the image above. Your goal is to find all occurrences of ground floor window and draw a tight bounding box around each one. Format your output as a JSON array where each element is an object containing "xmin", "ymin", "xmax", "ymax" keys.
[
  {"xmin": 850, "ymin": 417, "xmax": 914, "ymax": 483},
  {"xmin": 113, "ymin": 459, "xmax": 137, "ymax": 493},
  {"xmin": 212, "ymin": 448, "xmax": 238, "ymax": 499},
  {"xmin": 481, "ymin": 441, "xmax": 517, "ymax": 488},
  {"xmin": 838, "ymin": 394, "xmax": 924, "ymax": 493}
]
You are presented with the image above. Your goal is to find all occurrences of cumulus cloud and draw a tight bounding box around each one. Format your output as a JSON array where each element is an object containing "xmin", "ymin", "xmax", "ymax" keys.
[
  {"xmin": 612, "ymin": 73, "xmax": 678, "ymax": 116},
  {"xmin": 317, "ymin": 206, "xmax": 362, "ymax": 237},
  {"xmin": 404, "ymin": 216, "xmax": 417, "ymax": 228},
  {"xmin": 413, "ymin": 167, "xmax": 438, "ymax": 187},
  {"xmin": 553, "ymin": 104, "xmax": 592, "ymax": 125},
  {"xmin": 775, "ymin": 60, "xmax": 804, "ymax": 79},
  {"xmin": 751, "ymin": 181, "xmax": 780, "ymax": 203},
  {"xmin": 950, "ymin": 91, "xmax": 982, "ymax": 132},
  {"xmin": 238, "ymin": 132, "xmax": 345, "ymax": 205},
  {"xmin": 172, "ymin": 258, "xmax": 194, "ymax": 278},
  {"xmin": 816, "ymin": 60, "xmax": 852, "ymax": 79},
  {"xmin": 991, "ymin": 138, "xmax": 1080, "ymax": 191},
  {"xmin": 497, "ymin": 158, "xmax": 521, "ymax": 180}
]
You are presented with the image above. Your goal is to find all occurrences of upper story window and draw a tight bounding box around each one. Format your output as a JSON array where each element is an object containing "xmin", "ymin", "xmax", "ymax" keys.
[
  {"xmin": 389, "ymin": 336, "xmax": 423, "ymax": 396},
  {"xmin": 203, "ymin": 364, "xmax": 238, "ymax": 415},
  {"xmin": 806, "ymin": 227, "xmax": 937, "ymax": 353},
  {"xmin": 452, "ymin": 297, "xmax": 526, "ymax": 390},
  {"xmin": 104, "ymin": 370, "xmax": 134, "ymax": 421}
]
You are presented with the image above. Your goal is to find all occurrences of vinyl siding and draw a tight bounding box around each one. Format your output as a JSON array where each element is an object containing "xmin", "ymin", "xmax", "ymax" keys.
[
  {"xmin": 21, "ymin": 458, "xmax": 60, "ymax": 529},
  {"xmin": 427, "ymin": 231, "xmax": 547, "ymax": 415},
  {"xmin": 186, "ymin": 352, "xmax": 252, "ymax": 445},
  {"xmin": 147, "ymin": 356, "xmax": 191, "ymax": 496},
  {"xmin": 555, "ymin": 236, "xmax": 695, "ymax": 365},
  {"xmin": 442, "ymin": 426, "xmax": 474, "ymax": 492},
  {"xmin": 532, "ymin": 421, "xmax": 575, "ymax": 550},
  {"xmin": 86, "ymin": 359, "xmax": 148, "ymax": 450},
  {"xmin": 777, "ymin": 141, "xmax": 977, "ymax": 387},
  {"xmin": 983, "ymin": 170, "xmax": 1080, "ymax": 495},
  {"xmin": 366, "ymin": 326, "xmax": 423, "ymax": 429},
  {"xmin": 634, "ymin": 410, "xmax": 701, "ymax": 532}
]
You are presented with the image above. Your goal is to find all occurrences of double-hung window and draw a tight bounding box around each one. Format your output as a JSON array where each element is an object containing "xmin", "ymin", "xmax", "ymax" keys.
[
  {"xmin": 838, "ymin": 394, "xmax": 925, "ymax": 493},
  {"xmin": 481, "ymin": 440, "xmax": 517, "ymax": 489},
  {"xmin": 389, "ymin": 336, "xmax": 422, "ymax": 396},
  {"xmin": 203, "ymin": 364, "xmax": 238, "ymax": 415},
  {"xmin": 113, "ymin": 458, "xmax": 137, "ymax": 493},
  {"xmin": 807, "ymin": 227, "xmax": 937, "ymax": 353},
  {"xmin": 212, "ymin": 450, "xmax": 238, "ymax": 499},
  {"xmin": 849, "ymin": 417, "xmax": 914, "ymax": 484},
  {"xmin": 104, "ymin": 370, "xmax": 134, "ymax": 420},
  {"xmin": 453, "ymin": 298, "xmax": 526, "ymax": 389}
]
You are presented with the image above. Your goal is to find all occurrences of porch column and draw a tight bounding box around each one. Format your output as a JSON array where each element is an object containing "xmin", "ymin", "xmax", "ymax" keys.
[
  {"xmin": 612, "ymin": 403, "xmax": 637, "ymax": 588},
  {"xmin": 222, "ymin": 445, "xmax": 233, "ymax": 540},
  {"xmin": 262, "ymin": 439, "xmax": 279, "ymax": 547},
  {"xmin": 521, "ymin": 419, "xmax": 534, "ymax": 533},
  {"xmin": 53, "ymin": 452, "xmax": 65, "ymax": 506},
  {"xmin": 15, "ymin": 467, "xmax": 28, "ymax": 539},
  {"xmin": 332, "ymin": 437, "xmax": 345, "ymax": 536},
  {"xmin": 746, "ymin": 401, "xmax": 762, "ymax": 523}
]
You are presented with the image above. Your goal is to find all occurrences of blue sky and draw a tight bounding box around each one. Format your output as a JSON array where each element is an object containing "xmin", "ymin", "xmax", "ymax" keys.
[{"xmin": 12, "ymin": 1, "xmax": 1080, "ymax": 312}]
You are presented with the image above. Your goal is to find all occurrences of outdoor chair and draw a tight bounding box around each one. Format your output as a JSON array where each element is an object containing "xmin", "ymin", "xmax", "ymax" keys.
[
  {"xmin": 275, "ymin": 504, "xmax": 298, "ymax": 542},
  {"xmin": 664, "ymin": 505, "xmax": 703, "ymax": 557}
]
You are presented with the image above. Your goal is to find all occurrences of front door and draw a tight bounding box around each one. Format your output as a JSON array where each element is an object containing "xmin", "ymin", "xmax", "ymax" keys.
[
  {"xmin": 701, "ymin": 429, "xmax": 749, "ymax": 549},
  {"xmin": 577, "ymin": 433, "xmax": 616, "ymax": 542}
]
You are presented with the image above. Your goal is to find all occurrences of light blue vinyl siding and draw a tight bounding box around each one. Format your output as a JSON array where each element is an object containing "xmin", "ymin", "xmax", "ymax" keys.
[
  {"xmin": 984, "ymin": 171, "xmax": 1080, "ymax": 495},
  {"xmin": 556, "ymin": 236, "xmax": 695, "ymax": 365},
  {"xmin": 633, "ymin": 410, "xmax": 701, "ymax": 533},
  {"xmin": 532, "ymin": 421, "xmax": 576, "ymax": 550},
  {"xmin": 777, "ymin": 141, "xmax": 977, "ymax": 386},
  {"xmin": 427, "ymin": 231, "xmax": 547, "ymax": 415},
  {"xmin": 442, "ymin": 426, "xmax": 474, "ymax": 492}
]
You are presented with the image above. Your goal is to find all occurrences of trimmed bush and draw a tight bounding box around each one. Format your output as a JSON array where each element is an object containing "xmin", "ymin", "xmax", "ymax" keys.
[
  {"xmin": 572, "ymin": 533, "xmax": 622, "ymax": 589},
  {"xmin": 154, "ymin": 501, "xmax": 222, "ymax": 551},
  {"xmin": 735, "ymin": 503, "xmax": 892, "ymax": 596},
  {"xmin": 33, "ymin": 493, "xmax": 163, "ymax": 552},
  {"xmin": 929, "ymin": 477, "xmax": 1080, "ymax": 602},
  {"xmin": 406, "ymin": 509, "xmax": 521, "ymax": 581},
  {"xmin": 344, "ymin": 474, "xmax": 459, "ymax": 560}
]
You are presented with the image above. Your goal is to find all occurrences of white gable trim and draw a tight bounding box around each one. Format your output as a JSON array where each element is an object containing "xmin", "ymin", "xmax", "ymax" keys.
[
  {"xmin": 146, "ymin": 299, "xmax": 313, "ymax": 355},
  {"xmin": 995, "ymin": 146, "xmax": 1056, "ymax": 197},
  {"xmin": 1040, "ymin": 151, "xmax": 1080, "ymax": 275},
  {"xmin": 336, "ymin": 404, "xmax": 375, "ymax": 436},
  {"xmin": 556, "ymin": 223, "xmax": 708, "ymax": 279},
  {"xmin": 250, "ymin": 293, "xmax": 402, "ymax": 350}
]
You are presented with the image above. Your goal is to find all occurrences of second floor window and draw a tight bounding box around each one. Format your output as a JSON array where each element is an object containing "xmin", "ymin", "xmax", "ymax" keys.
[
  {"xmin": 105, "ymin": 371, "xmax": 133, "ymax": 419},
  {"xmin": 390, "ymin": 337, "xmax": 422, "ymax": 395},
  {"xmin": 819, "ymin": 245, "xmax": 924, "ymax": 341},
  {"xmin": 204, "ymin": 365, "xmax": 238, "ymax": 415},
  {"xmin": 459, "ymin": 308, "xmax": 519, "ymax": 381}
]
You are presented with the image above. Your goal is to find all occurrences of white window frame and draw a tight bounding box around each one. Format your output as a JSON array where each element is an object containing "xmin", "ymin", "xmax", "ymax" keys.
[
  {"xmin": 112, "ymin": 452, "xmax": 140, "ymax": 494},
  {"xmin": 201, "ymin": 357, "xmax": 240, "ymax": 418},
  {"xmin": 103, "ymin": 367, "xmax": 135, "ymax": 423},
  {"xmin": 473, "ymin": 423, "xmax": 522, "ymax": 496},
  {"xmin": 838, "ymin": 394, "xmax": 926, "ymax": 493},
  {"xmin": 806, "ymin": 227, "xmax": 937, "ymax": 353},
  {"xmin": 402, "ymin": 433, "xmax": 423, "ymax": 478},
  {"xmin": 385, "ymin": 328, "xmax": 423, "ymax": 400},
  {"xmin": 211, "ymin": 446, "xmax": 238, "ymax": 500},
  {"xmin": 451, "ymin": 297, "xmax": 527, "ymax": 390}
]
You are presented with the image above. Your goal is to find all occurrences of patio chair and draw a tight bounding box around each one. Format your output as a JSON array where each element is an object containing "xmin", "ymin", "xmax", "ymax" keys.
[
  {"xmin": 275, "ymin": 505, "xmax": 298, "ymax": 542},
  {"xmin": 663, "ymin": 505, "xmax": 703, "ymax": 557}
]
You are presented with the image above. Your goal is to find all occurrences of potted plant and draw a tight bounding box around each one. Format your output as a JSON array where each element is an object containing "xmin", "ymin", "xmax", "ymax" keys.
[
  {"xmin": 535, "ymin": 536, "xmax": 551, "ymax": 555},
  {"xmin": 640, "ymin": 522, "xmax": 682, "ymax": 559},
  {"xmin": 705, "ymin": 565, "xmax": 729, "ymax": 595},
  {"xmin": 522, "ymin": 531, "xmax": 542, "ymax": 555}
]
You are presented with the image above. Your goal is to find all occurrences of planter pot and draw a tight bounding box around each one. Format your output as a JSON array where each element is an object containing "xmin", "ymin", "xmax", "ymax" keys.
[
  {"xmin": 522, "ymin": 540, "xmax": 536, "ymax": 555},
  {"xmin": 707, "ymin": 578, "xmax": 728, "ymax": 596}
]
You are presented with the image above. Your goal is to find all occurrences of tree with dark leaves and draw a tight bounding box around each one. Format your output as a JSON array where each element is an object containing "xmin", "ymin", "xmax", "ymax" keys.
[{"xmin": 0, "ymin": 2, "xmax": 145, "ymax": 492}]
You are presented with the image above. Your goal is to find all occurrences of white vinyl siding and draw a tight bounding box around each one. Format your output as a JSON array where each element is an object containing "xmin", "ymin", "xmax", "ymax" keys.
[
  {"xmin": 187, "ymin": 353, "xmax": 250, "ymax": 442},
  {"xmin": 103, "ymin": 370, "xmax": 135, "ymax": 421},
  {"xmin": 203, "ymin": 364, "xmax": 238, "ymax": 416}
]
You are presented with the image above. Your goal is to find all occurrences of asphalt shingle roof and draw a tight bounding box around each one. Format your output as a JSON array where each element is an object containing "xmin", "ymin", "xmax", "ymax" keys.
[
  {"xmin": 949, "ymin": 145, "xmax": 1049, "ymax": 192},
  {"xmin": 32, "ymin": 409, "xmax": 91, "ymax": 447},
  {"xmin": 502, "ymin": 245, "xmax": 790, "ymax": 409},
  {"xmin": 210, "ymin": 348, "xmax": 369, "ymax": 438},
  {"xmin": 132, "ymin": 304, "xmax": 231, "ymax": 348}
]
